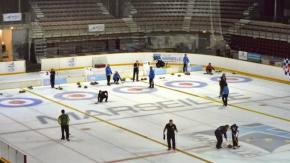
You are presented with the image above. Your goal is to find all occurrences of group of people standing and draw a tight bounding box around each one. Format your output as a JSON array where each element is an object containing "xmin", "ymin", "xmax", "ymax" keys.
[{"xmin": 104, "ymin": 60, "xmax": 155, "ymax": 88}]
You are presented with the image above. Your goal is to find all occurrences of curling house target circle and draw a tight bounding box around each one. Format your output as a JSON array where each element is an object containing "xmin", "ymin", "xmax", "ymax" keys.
[
  {"xmin": 54, "ymin": 91, "xmax": 98, "ymax": 100},
  {"xmin": 211, "ymin": 76, "xmax": 252, "ymax": 83},
  {"xmin": 113, "ymin": 86, "xmax": 157, "ymax": 94},
  {"xmin": 0, "ymin": 98, "xmax": 42, "ymax": 108},
  {"xmin": 164, "ymin": 80, "xmax": 208, "ymax": 88}
]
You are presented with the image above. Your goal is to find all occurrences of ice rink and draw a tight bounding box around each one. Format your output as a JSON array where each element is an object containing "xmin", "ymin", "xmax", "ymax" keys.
[{"xmin": 0, "ymin": 71, "xmax": 290, "ymax": 163}]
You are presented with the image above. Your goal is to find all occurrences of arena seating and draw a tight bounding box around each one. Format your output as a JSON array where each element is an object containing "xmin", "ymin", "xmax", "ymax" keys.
[
  {"xmin": 229, "ymin": 35, "xmax": 290, "ymax": 58},
  {"xmin": 28, "ymin": 0, "xmax": 289, "ymax": 58},
  {"xmin": 32, "ymin": 0, "xmax": 130, "ymax": 37},
  {"xmin": 130, "ymin": 0, "xmax": 188, "ymax": 32},
  {"xmin": 232, "ymin": 20, "xmax": 290, "ymax": 41}
]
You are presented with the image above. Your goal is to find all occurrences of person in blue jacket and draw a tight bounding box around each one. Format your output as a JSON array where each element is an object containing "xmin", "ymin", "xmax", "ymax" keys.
[
  {"xmin": 222, "ymin": 84, "xmax": 229, "ymax": 106},
  {"xmin": 113, "ymin": 71, "xmax": 121, "ymax": 84},
  {"xmin": 149, "ymin": 66, "xmax": 155, "ymax": 88},
  {"xmin": 105, "ymin": 64, "xmax": 112, "ymax": 86},
  {"xmin": 183, "ymin": 54, "xmax": 190, "ymax": 73}
]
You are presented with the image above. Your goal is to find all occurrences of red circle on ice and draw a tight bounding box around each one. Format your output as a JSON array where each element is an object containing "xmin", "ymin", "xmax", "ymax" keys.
[
  {"xmin": 54, "ymin": 91, "xmax": 98, "ymax": 100},
  {"xmin": 179, "ymin": 82, "xmax": 193, "ymax": 86},
  {"xmin": 128, "ymin": 88, "xmax": 143, "ymax": 91},
  {"xmin": 9, "ymin": 100, "xmax": 26, "ymax": 105},
  {"xmin": 165, "ymin": 80, "xmax": 207, "ymax": 88},
  {"xmin": 113, "ymin": 86, "xmax": 157, "ymax": 94},
  {"xmin": 68, "ymin": 94, "xmax": 86, "ymax": 97}
]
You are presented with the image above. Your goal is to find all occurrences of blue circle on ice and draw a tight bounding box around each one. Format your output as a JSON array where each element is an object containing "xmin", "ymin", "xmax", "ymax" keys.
[
  {"xmin": 0, "ymin": 98, "xmax": 42, "ymax": 108},
  {"xmin": 113, "ymin": 86, "xmax": 157, "ymax": 94},
  {"xmin": 164, "ymin": 80, "xmax": 208, "ymax": 88},
  {"xmin": 54, "ymin": 91, "xmax": 98, "ymax": 100},
  {"xmin": 211, "ymin": 76, "xmax": 252, "ymax": 83}
]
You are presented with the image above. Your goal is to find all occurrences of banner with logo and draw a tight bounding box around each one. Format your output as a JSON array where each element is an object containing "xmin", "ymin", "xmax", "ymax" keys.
[
  {"xmin": 247, "ymin": 52, "xmax": 261, "ymax": 63},
  {"xmin": 238, "ymin": 51, "xmax": 248, "ymax": 61},
  {"xmin": 0, "ymin": 61, "xmax": 26, "ymax": 74},
  {"xmin": 153, "ymin": 53, "xmax": 183, "ymax": 63},
  {"xmin": 3, "ymin": 13, "xmax": 22, "ymax": 22},
  {"xmin": 88, "ymin": 24, "xmax": 105, "ymax": 32}
]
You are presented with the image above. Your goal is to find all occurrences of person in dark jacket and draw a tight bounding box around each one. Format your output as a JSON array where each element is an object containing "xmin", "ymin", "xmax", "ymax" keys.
[
  {"xmin": 231, "ymin": 124, "xmax": 240, "ymax": 149},
  {"xmin": 222, "ymin": 84, "xmax": 229, "ymax": 106},
  {"xmin": 219, "ymin": 73, "xmax": 227, "ymax": 98},
  {"xmin": 113, "ymin": 71, "xmax": 121, "ymax": 84},
  {"xmin": 183, "ymin": 54, "xmax": 190, "ymax": 73},
  {"xmin": 50, "ymin": 68, "xmax": 56, "ymax": 88},
  {"xmin": 133, "ymin": 60, "xmax": 140, "ymax": 82},
  {"xmin": 98, "ymin": 90, "xmax": 108, "ymax": 103},
  {"xmin": 215, "ymin": 125, "xmax": 229, "ymax": 149},
  {"xmin": 149, "ymin": 66, "xmax": 155, "ymax": 88},
  {"xmin": 105, "ymin": 65, "xmax": 112, "ymax": 86},
  {"xmin": 58, "ymin": 110, "xmax": 70, "ymax": 141},
  {"xmin": 163, "ymin": 119, "xmax": 178, "ymax": 150}
]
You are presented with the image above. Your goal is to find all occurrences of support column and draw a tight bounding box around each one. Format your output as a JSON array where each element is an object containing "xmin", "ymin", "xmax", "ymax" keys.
[
  {"xmin": 0, "ymin": 29, "xmax": 2, "ymax": 57},
  {"xmin": 274, "ymin": 0, "xmax": 277, "ymax": 20}
]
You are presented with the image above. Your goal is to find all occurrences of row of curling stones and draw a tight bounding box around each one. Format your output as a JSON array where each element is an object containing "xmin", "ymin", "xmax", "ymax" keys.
[
  {"xmin": 18, "ymin": 85, "xmax": 34, "ymax": 94},
  {"xmin": 170, "ymin": 73, "xmax": 188, "ymax": 77},
  {"xmin": 77, "ymin": 82, "xmax": 97, "ymax": 89}
]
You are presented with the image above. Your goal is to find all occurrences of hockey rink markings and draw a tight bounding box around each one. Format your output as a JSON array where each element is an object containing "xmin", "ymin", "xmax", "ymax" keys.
[
  {"xmin": 103, "ymin": 145, "xmax": 211, "ymax": 163},
  {"xmin": 24, "ymin": 88, "xmax": 213, "ymax": 163},
  {"xmin": 151, "ymin": 82, "xmax": 290, "ymax": 123}
]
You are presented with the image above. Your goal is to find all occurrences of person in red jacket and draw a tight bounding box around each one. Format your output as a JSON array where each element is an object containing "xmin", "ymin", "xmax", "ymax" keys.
[{"xmin": 205, "ymin": 63, "xmax": 215, "ymax": 75}]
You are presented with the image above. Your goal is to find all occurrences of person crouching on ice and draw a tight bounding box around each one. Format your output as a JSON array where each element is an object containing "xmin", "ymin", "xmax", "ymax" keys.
[
  {"xmin": 113, "ymin": 71, "xmax": 121, "ymax": 84},
  {"xmin": 205, "ymin": 62, "xmax": 215, "ymax": 75},
  {"xmin": 215, "ymin": 125, "xmax": 229, "ymax": 149},
  {"xmin": 149, "ymin": 66, "xmax": 155, "ymax": 88},
  {"xmin": 231, "ymin": 124, "xmax": 240, "ymax": 149},
  {"xmin": 98, "ymin": 90, "xmax": 108, "ymax": 103}
]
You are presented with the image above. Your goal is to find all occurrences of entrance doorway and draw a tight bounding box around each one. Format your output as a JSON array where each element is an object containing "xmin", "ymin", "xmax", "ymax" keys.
[{"xmin": 0, "ymin": 27, "xmax": 13, "ymax": 61}]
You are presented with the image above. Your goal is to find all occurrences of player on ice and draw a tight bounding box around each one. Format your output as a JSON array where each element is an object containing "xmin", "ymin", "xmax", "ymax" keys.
[
  {"xmin": 219, "ymin": 73, "xmax": 227, "ymax": 98},
  {"xmin": 183, "ymin": 54, "xmax": 190, "ymax": 73},
  {"xmin": 222, "ymin": 84, "xmax": 229, "ymax": 106},
  {"xmin": 149, "ymin": 66, "xmax": 155, "ymax": 88},
  {"xmin": 50, "ymin": 68, "xmax": 56, "ymax": 88},
  {"xmin": 98, "ymin": 90, "xmax": 108, "ymax": 103},
  {"xmin": 163, "ymin": 119, "xmax": 178, "ymax": 150},
  {"xmin": 231, "ymin": 124, "xmax": 240, "ymax": 149},
  {"xmin": 98, "ymin": 90, "xmax": 108, "ymax": 102},
  {"xmin": 58, "ymin": 110, "xmax": 70, "ymax": 141},
  {"xmin": 105, "ymin": 65, "xmax": 112, "ymax": 86},
  {"xmin": 215, "ymin": 125, "xmax": 229, "ymax": 149},
  {"xmin": 133, "ymin": 60, "xmax": 140, "ymax": 82},
  {"xmin": 113, "ymin": 71, "xmax": 121, "ymax": 84},
  {"xmin": 205, "ymin": 63, "xmax": 215, "ymax": 75}
]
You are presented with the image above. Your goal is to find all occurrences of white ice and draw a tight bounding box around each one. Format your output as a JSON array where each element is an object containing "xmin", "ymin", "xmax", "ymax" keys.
[{"xmin": 0, "ymin": 71, "xmax": 290, "ymax": 163}]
